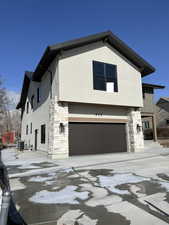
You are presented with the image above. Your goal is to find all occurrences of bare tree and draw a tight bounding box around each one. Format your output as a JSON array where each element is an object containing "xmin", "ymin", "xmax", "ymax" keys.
[
  {"xmin": 0, "ymin": 78, "xmax": 8, "ymax": 136},
  {"xmin": 0, "ymin": 77, "xmax": 21, "ymax": 142}
]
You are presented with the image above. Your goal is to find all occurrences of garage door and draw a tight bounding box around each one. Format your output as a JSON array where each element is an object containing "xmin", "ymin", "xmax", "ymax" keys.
[{"xmin": 69, "ymin": 122, "xmax": 127, "ymax": 156}]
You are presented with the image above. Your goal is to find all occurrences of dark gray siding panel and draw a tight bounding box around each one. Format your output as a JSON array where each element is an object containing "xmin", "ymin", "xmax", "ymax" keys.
[{"xmin": 69, "ymin": 122, "xmax": 127, "ymax": 156}]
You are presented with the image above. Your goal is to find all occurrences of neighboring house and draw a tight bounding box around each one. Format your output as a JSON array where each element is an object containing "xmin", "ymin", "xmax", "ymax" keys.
[
  {"xmin": 156, "ymin": 98, "xmax": 169, "ymax": 128},
  {"xmin": 17, "ymin": 31, "xmax": 156, "ymax": 159},
  {"xmin": 1, "ymin": 131, "xmax": 16, "ymax": 145},
  {"xmin": 141, "ymin": 83, "xmax": 165, "ymax": 140}
]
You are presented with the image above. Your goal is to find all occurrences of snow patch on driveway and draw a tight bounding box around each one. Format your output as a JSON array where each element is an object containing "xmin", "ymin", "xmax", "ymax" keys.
[
  {"xmin": 159, "ymin": 181, "xmax": 169, "ymax": 191},
  {"xmin": 28, "ymin": 176, "xmax": 54, "ymax": 182},
  {"xmin": 18, "ymin": 165, "xmax": 41, "ymax": 169},
  {"xmin": 57, "ymin": 209, "xmax": 97, "ymax": 225},
  {"xmin": 98, "ymin": 173, "xmax": 150, "ymax": 195},
  {"xmin": 29, "ymin": 185, "xmax": 89, "ymax": 204}
]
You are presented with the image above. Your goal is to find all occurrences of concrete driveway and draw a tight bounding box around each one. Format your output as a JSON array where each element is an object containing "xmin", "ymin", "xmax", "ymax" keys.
[{"xmin": 2, "ymin": 148, "xmax": 169, "ymax": 225}]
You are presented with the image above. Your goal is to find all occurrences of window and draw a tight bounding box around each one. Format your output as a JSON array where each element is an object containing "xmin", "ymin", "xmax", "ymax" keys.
[
  {"xmin": 37, "ymin": 88, "xmax": 40, "ymax": 103},
  {"xmin": 145, "ymin": 121, "xmax": 150, "ymax": 129},
  {"xmin": 142, "ymin": 88, "xmax": 146, "ymax": 99},
  {"xmin": 93, "ymin": 61, "xmax": 118, "ymax": 92},
  {"xmin": 26, "ymin": 125, "xmax": 28, "ymax": 135},
  {"xmin": 143, "ymin": 121, "xmax": 150, "ymax": 129},
  {"xmin": 26, "ymin": 102, "xmax": 29, "ymax": 114},
  {"xmin": 30, "ymin": 123, "xmax": 32, "ymax": 134},
  {"xmin": 41, "ymin": 124, "xmax": 46, "ymax": 144},
  {"xmin": 166, "ymin": 119, "xmax": 169, "ymax": 125},
  {"xmin": 31, "ymin": 95, "xmax": 34, "ymax": 109}
]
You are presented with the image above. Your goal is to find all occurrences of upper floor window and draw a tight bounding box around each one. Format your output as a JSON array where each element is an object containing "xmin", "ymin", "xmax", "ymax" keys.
[
  {"xmin": 26, "ymin": 102, "xmax": 29, "ymax": 114},
  {"xmin": 26, "ymin": 125, "xmax": 28, "ymax": 135},
  {"xmin": 41, "ymin": 124, "xmax": 46, "ymax": 144},
  {"xmin": 93, "ymin": 61, "xmax": 118, "ymax": 92},
  {"xmin": 37, "ymin": 88, "xmax": 40, "ymax": 103},
  {"xmin": 30, "ymin": 123, "xmax": 32, "ymax": 134},
  {"xmin": 142, "ymin": 121, "xmax": 150, "ymax": 129},
  {"xmin": 31, "ymin": 95, "xmax": 34, "ymax": 109}
]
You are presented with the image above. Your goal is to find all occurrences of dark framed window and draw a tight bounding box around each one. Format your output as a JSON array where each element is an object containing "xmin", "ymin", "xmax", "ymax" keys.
[
  {"xmin": 30, "ymin": 123, "xmax": 32, "ymax": 134},
  {"xmin": 143, "ymin": 121, "xmax": 150, "ymax": 129},
  {"xmin": 31, "ymin": 95, "xmax": 34, "ymax": 109},
  {"xmin": 142, "ymin": 88, "xmax": 146, "ymax": 99},
  {"xmin": 41, "ymin": 124, "xmax": 46, "ymax": 144},
  {"xmin": 37, "ymin": 88, "xmax": 40, "ymax": 103},
  {"xmin": 26, "ymin": 125, "xmax": 28, "ymax": 135},
  {"xmin": 93, "ymin": 61, "xmax": 118, "ymax": 92},
  {"xmin": 145, "ymin": 121, "xmax": 150, "ymax": 129},
  {"xmin": 26, "ymin": 102, "xmax": 29, "ymax": 114}
]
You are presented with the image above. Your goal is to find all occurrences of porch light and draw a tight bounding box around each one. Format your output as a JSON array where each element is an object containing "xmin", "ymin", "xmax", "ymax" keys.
[{"xmin": 59, "ymin": 123, "xmax": 65, "ymax": 133}]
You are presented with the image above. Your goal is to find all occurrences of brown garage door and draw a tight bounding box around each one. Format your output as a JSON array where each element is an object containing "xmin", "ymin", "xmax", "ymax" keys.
[{"xmin": 69, "ymin": 122, "xmax": 127, "ymax": 156}]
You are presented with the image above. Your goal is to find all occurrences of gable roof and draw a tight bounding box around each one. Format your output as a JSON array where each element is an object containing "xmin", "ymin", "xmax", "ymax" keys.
[
  {"xmin": 33, "ymin": 30, "xmax": 155, "ymax": 81},
  {"xmin": 142, "ymin": 83, "xmax": 165, "ymax": 89},
  {"xmin": 16, "ymin": 71, "xmax": 33, "ymax": 109},
  {"xmin": 156, "ymin": 97, "xmax": 169, "ymax": 106},
  {"xmin": 161, "ymin": 97, "xmax": 169, "ymax": 102}
]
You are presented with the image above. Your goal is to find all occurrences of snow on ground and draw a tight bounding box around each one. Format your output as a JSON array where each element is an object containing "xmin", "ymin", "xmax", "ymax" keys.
[
  {"xmin": 98, "ymin": 173, "xmax": 151, "ymax": 195},
  {"xmin": 28, "ymin": 176, "xmax": 54, "ymax": 182},
  {"xmin": 10, "ymin": 178, "xmax": 26, "ymax": 191},
  {"xmin": 29, "ymin": 185, "xmax": 89, "ymax": 204},
  {"xmin": 80, "ymin": 183, "xmax": 122, "ymax": 207},
  {"xmin": 2, "ymin": 148, "xmax": 51, "ymax": 166},
  {"xmin": 18, "ymin": 165, "xmax": 41, "ymax": 169},
  {"xmin": 2, "ymin": 148, "xmax": 17, "ymax": 162},
  {"xmin": 57, "ymin": 209, "xmax": 98, "ymax": 225},
  {"xmin": 159, "ymin": 180, "xmax": 169, "ymax": 191}
]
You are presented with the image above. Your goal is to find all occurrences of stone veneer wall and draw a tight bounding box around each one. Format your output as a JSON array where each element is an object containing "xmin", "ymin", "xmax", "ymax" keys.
[
  {"xmin": 48, "ymin": 100, "xmax": 144, "ymax": 158},
  {"xmin": 128, "ymin": 109, "xmax": 144, "ymax": 152},
  {"xmin": 48, "ymin": 96, "xmax": 69, "ymax": 159}
]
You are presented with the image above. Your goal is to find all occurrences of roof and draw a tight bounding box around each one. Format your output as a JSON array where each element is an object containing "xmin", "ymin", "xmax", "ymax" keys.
[
  {"xmin": 16, "ymin": 71, "xmax": 33, "ymax": 109},
  {"xmin": 33, "ymin": 30, "xmax": 155, "ymax": 81},
  {"xmin": 156, "ymin": 97, "xmax": 169, "ymax": 105},
  {"xmin": 142, "ymin": 83, "xmax": 165, "ymax": 89},
  {"xmin": 161, "ymin": 97, "xmax": 169, "ymax": 102}
]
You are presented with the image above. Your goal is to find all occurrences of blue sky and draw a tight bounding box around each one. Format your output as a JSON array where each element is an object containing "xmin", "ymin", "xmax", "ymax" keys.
[{"xmin": 0, "ymin": 0, "xmax": 168, "ymax": 101}]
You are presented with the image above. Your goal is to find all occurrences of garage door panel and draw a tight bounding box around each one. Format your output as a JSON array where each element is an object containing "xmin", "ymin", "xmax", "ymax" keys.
[{"xmin": 69, "ymin": 122, "xmax": 127, "ymax": 156}]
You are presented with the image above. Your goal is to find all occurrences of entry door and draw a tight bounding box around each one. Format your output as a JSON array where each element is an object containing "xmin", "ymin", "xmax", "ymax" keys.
[
  {"xmin": 69, "ymin": 122, "xmax": 127, "ymax": 156},
  {"xmin": 34, "ymin": 129, "xmax": 38, "ymax": 150}
]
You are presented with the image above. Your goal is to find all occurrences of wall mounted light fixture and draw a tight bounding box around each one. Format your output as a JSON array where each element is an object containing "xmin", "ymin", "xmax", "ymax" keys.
[
  {"xmin": 59, "ymin": 123, "xmax": 65, "ymax": 133},
  {"xmin": 136, "ymin": 124, "xmax": 142, "ymax": 133}
]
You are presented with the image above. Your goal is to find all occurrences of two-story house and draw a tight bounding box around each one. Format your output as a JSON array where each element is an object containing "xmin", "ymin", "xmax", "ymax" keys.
[
  {"xmin": 156, "ymin": 98, "xmax": 169, "ymax": 128},
  {"xmin": 141, "ymin": 83, "xmax": 165, "ymax": 140},
  {"xmin": 17, "ymin": 31, "xmax": 156, "ymax": 159}
]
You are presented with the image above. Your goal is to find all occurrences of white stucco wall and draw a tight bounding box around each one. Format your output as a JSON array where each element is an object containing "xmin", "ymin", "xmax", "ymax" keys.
[
  {"xmin": 21, "ymin": 59, "xmax": 58, "ymax": 151},
  {"xmin": 68, "ymin": 103, "xmax": 128, "ymax": 120},
  {"xmin": 58, "ymin": 42, "xmax": 143, "ymax": 107}
]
